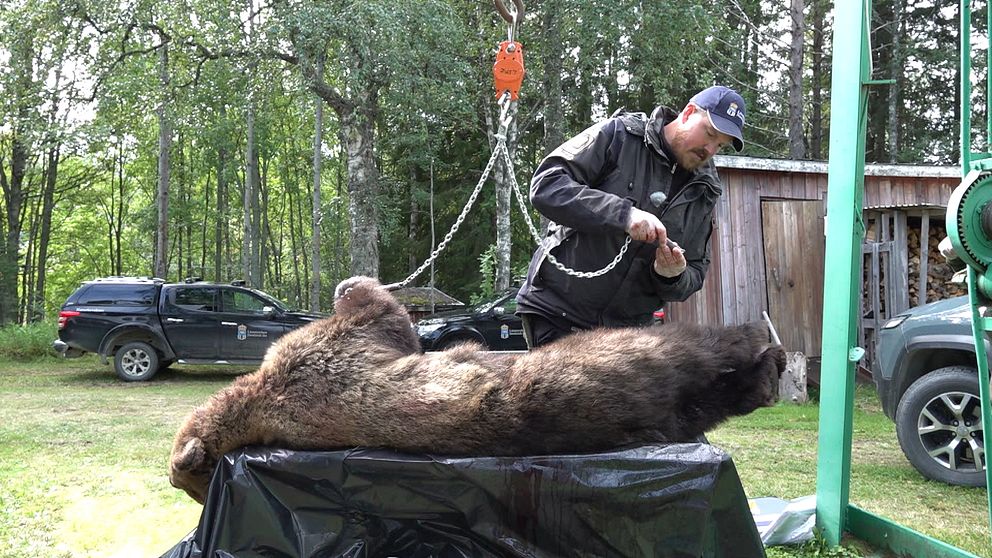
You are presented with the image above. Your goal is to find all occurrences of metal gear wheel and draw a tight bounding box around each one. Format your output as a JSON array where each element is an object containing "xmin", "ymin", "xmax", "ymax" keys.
[{"xmin": 947, "ymin": 172, "xmax": 992, "ymax": 271}]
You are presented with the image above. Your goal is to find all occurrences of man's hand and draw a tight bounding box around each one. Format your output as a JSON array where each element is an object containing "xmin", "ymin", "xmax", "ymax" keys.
[
  {"xmin": 626, "ymin": 207, "xmax": 668, "ymax": 245},
  {"xmin": 653, "ymin": 241, "xmax": 687, "ymax": 278}
]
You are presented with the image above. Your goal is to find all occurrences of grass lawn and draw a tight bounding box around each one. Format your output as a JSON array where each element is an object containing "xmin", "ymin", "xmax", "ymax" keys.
[{"xmin": 0, "ymin": 355, "xmax": 989, "ymax": 557}]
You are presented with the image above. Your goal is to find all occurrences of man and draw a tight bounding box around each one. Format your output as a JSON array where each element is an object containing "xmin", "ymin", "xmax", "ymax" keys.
[{"xmin": 516, "ymin": 85, "xmax": 745, "ymax": 348}]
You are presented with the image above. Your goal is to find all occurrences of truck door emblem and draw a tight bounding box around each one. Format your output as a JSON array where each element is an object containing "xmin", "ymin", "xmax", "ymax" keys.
[{"xmin": 237, "ymin": 325, "xmax": 247, "ymax": 340}]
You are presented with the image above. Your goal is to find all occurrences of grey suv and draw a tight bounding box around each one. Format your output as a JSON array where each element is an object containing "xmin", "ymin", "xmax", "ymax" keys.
[{"xmin": 874, "ymin": 295, "xmax": 987, "ymax": 486}]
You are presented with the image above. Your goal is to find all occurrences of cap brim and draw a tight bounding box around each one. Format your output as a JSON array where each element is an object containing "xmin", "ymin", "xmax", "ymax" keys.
[{"xmin": 706, "ymin": 112, "xmax": 744, "ymax": 152}]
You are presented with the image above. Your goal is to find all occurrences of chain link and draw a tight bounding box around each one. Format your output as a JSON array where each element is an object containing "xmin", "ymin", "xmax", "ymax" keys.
[
  {"xmin": 502, "ymin": 141, "xmax": 633, "ymax": 278},
  {"xmin": 387, "ymin": 133, "xmax": 634, "ymax": 290},
  {"xmin": 386, "ymin": 136, "xmax": 505, "ymax": 290}
]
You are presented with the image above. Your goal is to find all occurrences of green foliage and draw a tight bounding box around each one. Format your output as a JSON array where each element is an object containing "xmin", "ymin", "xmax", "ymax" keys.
[
  {"xmin": 470, "ymin": 244, "xmax": 499, "ymax": 304},
  {"xmin": 0, "ymin": 0, "xmax": 968, "ymax": 319},
  {"xmin": 766, "ymin": 532, "xmax": 868, "ymax": 557},
  {"xmin": 0, "ymin": 322, "xmax": 59, "ymax": 359}
]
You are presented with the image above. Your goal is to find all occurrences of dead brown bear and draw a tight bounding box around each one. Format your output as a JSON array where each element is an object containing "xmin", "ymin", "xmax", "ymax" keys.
[{"xmin": 169, "ymin": 276, "xmax": 785, "ymax": 503}]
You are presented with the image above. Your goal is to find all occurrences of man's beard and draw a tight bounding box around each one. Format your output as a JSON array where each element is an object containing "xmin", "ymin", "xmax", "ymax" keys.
[{"xmin": 669, "ymin": 129, "xmax": 710, "ymax": 171}]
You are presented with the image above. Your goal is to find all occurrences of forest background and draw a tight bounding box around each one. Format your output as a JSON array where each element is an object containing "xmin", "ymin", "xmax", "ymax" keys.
[{"xmin": 0, "ymin": 0, "xmax": 978, "ymax": 322}]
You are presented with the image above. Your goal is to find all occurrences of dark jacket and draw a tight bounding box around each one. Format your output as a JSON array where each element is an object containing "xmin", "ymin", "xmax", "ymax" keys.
[{"xmin": 516, "ymin": 106, "xmax": 722, "ymax": 329}]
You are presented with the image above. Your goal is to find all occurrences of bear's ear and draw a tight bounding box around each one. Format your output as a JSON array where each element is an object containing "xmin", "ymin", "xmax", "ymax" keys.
[
  {"xmin": 759, "ymin": 344, "xmax": 787, "ymax": 372},
  {"xmin": 334, "ymin": 276, "xmax": 379, "ymax": 300},
  {"xmin": 174, "ymin": 437, "xmax": 207, "ymax": 471}
]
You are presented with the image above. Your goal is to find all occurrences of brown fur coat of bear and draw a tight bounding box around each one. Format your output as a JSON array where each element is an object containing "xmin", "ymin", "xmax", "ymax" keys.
[{"xmin": 169, "ymin": 276, "xmax": 785, "ymax": 503}]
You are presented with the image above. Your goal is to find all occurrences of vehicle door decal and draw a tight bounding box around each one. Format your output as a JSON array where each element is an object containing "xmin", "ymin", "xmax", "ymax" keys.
[{"xmin": 237, "ymin": 325, "xmax": 247, "ymax": 340}]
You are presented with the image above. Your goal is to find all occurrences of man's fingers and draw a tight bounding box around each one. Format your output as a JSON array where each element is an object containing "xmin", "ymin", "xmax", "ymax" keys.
[{"xmin": 655, "ymin": 227, "xmax": 668, "ymax": 248}]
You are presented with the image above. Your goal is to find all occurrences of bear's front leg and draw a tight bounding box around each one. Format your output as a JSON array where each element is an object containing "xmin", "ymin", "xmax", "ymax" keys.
[{"xmin": 169, "ymin": 376, "xmax": 272, "ymax": 503}]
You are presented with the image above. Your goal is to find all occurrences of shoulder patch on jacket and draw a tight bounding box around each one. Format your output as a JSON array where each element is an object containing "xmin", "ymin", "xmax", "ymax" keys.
[
  {"xmin": 616, "ymin": 112, "xmax": 648, "ymax": 137},
  {"xmin": 555, "ymin": 131, "xmax": 597, "ymax": 157}
]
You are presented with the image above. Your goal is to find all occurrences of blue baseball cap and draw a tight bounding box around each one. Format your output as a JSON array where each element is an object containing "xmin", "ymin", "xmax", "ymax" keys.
[{"xmin": 689, "ymin": 85, "xmax": 746, "ymax": 152}]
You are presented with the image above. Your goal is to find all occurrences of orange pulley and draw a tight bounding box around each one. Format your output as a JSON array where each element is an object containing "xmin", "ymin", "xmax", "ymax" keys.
[
  {"xmin": 493, "ymin": 41, "xmax": 525, "ymax": 100},
  {"xmin": 492, "ymin": 0, "xmax": 525, "ymax": 101}
]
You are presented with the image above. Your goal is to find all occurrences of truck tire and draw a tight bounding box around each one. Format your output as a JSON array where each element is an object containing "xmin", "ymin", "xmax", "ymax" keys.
[
  {"xmin": 895, "ymin": 366, "xmax": 986, "ymax": 487},
  {"xmin": 114, "ymin": 341, "xmax": 160, "ymax": 382}
]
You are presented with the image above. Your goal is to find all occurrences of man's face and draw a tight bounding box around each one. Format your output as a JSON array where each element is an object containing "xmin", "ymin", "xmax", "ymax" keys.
[{"xmin": 667, "ymin": 105, "xmax": 735, "ymax": 170}]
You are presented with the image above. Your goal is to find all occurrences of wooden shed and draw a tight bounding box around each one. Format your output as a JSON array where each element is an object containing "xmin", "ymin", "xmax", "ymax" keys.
[
  {"xmin": 390, "ymin": 286, "xmax": 464, "ymax": 322},
  {"xmin": 665, "ymin": 155, "xmax": 962, "ymax": 375}
]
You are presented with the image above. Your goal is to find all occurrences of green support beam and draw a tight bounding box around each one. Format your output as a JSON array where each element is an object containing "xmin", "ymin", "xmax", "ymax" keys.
[
  {"xmin": 959, "ymin": 0, "xmax": 992, "ymax": 536},
  {"xmin": 814, "ymin": 0, "xmax": 869, "ymax": 545},
  {"xmin": 815, "ymin": 0, "xmax": 991, "ymax": 553}
]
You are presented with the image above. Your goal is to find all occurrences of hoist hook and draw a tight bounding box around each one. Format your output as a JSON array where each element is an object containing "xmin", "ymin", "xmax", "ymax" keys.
[{"xmin": 493, "ymin": 0, "xmax": 525, "ymax": 23}]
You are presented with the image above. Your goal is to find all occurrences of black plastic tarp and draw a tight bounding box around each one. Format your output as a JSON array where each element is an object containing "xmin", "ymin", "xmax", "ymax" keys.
[{"xmin": 160, "ymin": 444, "xmax": 764, "ymax": 558}]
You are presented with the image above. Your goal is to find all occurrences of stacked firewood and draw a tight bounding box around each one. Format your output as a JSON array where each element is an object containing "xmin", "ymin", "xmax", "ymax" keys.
[{"xmin": 908, "ymin": 223, "xmax": 968, "ymax": 304}]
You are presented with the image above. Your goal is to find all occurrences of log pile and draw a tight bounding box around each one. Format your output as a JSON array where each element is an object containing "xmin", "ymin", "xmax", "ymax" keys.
[{"xmin": 907, "ymin": 222, "xmax": 967, "ymax": 304}]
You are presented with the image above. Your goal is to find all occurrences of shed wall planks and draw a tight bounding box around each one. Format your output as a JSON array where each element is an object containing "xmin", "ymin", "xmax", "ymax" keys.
[{"xmin": 664, "ymin": 160, "xmax": 956, "ymax": 362}]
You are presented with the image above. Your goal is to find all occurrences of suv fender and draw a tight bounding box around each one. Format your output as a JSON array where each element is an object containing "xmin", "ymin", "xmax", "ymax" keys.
[
  {"xmin": 98, "ymin": 324, "xmax": 175, "ymax": 364},
  {"xmin": 899, "ymin": 332, "xmax": 986, "ymax": 378},
  {"xmin": 436, "ymin": 326, "xmax": 486, "ymax": 349}
]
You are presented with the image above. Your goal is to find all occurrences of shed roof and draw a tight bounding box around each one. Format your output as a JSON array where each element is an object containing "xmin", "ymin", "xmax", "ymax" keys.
[
  {"xmin": 391, "ymin": 286, "xmax": 463, "ymax": 308},
  {"xmin": 714, "ymin": 155, "xmax": 959, "ymax": 178}
]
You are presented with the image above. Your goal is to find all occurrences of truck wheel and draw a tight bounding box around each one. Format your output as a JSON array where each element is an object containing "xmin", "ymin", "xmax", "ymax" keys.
[
  {"xmin": 895, "ymin": 366, "xmax": 985, "ymax": 486},
  {"xmin": 114, "ymin": 341, "xmax": 160, "ymax": 382}
]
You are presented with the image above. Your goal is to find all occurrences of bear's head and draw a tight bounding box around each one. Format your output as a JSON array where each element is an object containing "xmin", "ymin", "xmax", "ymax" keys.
[
  {"xmin": 721, "ymin": 323, "xmax": 785, "ymax": 415},
  {"xmin": 169, "ymin": 431, "xmax": 215, "ymax": 504},
  {"xmin": 333, "ymin": 276, "xmax": 383, "ymax": 316}
]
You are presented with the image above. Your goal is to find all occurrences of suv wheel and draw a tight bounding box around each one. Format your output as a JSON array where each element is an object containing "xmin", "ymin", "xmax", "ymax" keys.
[
  {"xmin": 895, "ymin": 366, "xmax": 986, "ymax": 486},
  {"xmin": 114, "ymin": 341, "xmax": 160, "ymax": 382}
]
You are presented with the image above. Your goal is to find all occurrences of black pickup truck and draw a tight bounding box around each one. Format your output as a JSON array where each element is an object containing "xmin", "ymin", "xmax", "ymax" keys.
[{"xmin": 53, "ymin": 277, "xmax": 325, "ymax": 381}]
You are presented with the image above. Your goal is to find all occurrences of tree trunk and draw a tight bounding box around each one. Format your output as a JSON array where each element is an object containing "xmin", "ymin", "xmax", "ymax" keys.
[
  {"xmin": 244, "ymin": 101, "xmax": 260, "ymax": 286},
  {"xmin": 788, "ymin": 0, "xmax": 806, "ymax": 159},
  {"xmin": 22, "ymin": 183, "xmax": 40, "ymax": 323},
  {"xmin": 810, "ymin": 0, "xmax": 825, "ymax": 160},
  {"xmin": 33, "ymin": 143, "xmax": 58, "ymax": 322},
  {"xmin": 259, "ymin": 158, "xmax": 270, "ymax": 287},
  {"xmin": 114, "ymin": 138, "xmax": 125, "ymax": 274},
  {"xmin": 408, "ymin": 165, "xmax": 420, "ymax": 274},
  {"xmin": 311, "ymin": 56, "xmax": 325, "ymax": 311},
  {"xmin": 287, "ymin": 176, "xmax": 302, "ymax": 306},
  {"xmin": 867, "ymin": 0, "xmax": 893, "ymax": 161},
  {"xmin": 0, "ymin": 34, "xmax": 34, "ymax": 325},
  {"xmin": 154, "ymin": 43, "xmax": 172, "ymax": 279},
  {"xmin": 493, "ymin": 102, "xmax": 518, "ymax": 292},
  {"xmin": 887, "ymin": 0, "xmax": 903, "ymax": 161},
  {"xmin": 215, "ymin": 141, "xmax": 227, "ymax": 281},
  {"xmin": 338, "ymin": 98, "xmax": 380, "ymax": 278},
  {"xmin": 201, "ymin": 173, "xmax": 211, "ymax": 276},
  {"xmin": 541, "ymin": 2, "xmax": 563, "ymax": 234}
]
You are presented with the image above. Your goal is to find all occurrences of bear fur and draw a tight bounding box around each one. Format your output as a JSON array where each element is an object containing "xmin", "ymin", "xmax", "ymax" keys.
[{"xmin": 169, "ymin": 276, "xmax": 785, "ymax": 503}]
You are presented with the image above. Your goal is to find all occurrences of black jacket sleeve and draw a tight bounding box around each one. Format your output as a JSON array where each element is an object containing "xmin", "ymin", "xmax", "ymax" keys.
[{"xmin": 529, "ymin": 119, "xmax": 633, "ymax": 234}]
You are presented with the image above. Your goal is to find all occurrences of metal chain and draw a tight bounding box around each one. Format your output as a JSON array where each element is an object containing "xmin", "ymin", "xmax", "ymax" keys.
[
  {"xmin": 385, "ymin": 137, "xmax": 505, "ymax": 290},
  {"xmin": 387, "ymin": 108, "xmax": 632, "ymax": 289},
  {"xmin": 502, "ymin": 141, "xmax": 633, "ymax": 278}
]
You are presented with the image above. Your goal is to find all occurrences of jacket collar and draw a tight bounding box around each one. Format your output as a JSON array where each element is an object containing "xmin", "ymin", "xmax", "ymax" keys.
[{"xmin": 647, "ymin": 105, "xmax": 722, "ymax": 196}]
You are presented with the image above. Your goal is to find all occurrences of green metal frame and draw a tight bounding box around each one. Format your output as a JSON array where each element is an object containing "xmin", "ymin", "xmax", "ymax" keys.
[
  {"xmin": 813, "ymin": 0, "xmax": 989, "ymax": 555},
  {"xmin": 960, "ymin": 0, "xmax": 992, "ymax": 536}
]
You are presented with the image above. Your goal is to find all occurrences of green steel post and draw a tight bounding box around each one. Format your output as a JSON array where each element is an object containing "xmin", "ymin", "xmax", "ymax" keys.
[
  {"xmin": 962, "ymin": 0, "xmax": 992, "ymax": 534},
  {"xmin": 814, "ymin": 0, "xmax": 869, "ymax": 546},
  {"xmin": 966, "ymin": 268, "xmax": 992, "ymax": 535},
  {"xmin": 962, "ymin": 0, "xmax": 971, "ymax": 171}
]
